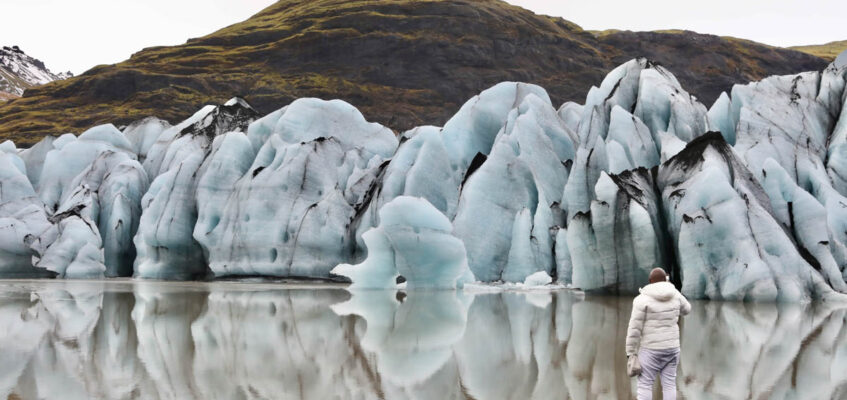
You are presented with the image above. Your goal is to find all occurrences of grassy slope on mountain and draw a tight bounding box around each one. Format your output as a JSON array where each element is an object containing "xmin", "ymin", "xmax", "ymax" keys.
[
  {"xmin": 790, "ymin": 40, "xmax": 847, "ymax": 61},
  {"xmin": 0, "ymin": 0, "xmax": 829, "ymax": 145},
  {"xmin": 0, "ymin": 0, "xmax": 608, "ymax": 144}
]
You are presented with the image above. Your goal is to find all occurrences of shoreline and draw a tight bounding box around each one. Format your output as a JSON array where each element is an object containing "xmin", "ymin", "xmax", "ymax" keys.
[{"xmin": 0, "ymin": 277, "xmax": 584, "ymax": 294}]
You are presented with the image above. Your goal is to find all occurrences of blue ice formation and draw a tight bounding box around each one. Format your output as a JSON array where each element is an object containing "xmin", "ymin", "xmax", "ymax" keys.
[
  {"xmin": 332, "ymin": 196, "xmax": 474, "ymax": 290},
  {"xmin": 2, "ymin": 58, "xmax": 847, "ymax": 300}
]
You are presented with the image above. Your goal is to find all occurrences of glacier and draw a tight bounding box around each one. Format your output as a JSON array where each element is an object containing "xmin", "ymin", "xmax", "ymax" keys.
[{"xmin": 1, "ymin": 58, "xmax": 847, "ymax": 301}]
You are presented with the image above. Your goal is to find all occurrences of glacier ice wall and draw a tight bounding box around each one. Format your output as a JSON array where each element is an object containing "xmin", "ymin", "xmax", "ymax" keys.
[
  {"xmin": 2, "ymin": 58, "xmax": 847, "ymax": 300},
  {"xmin": 192, "ymin": 98, "xmax": 397, "ymax": 279}
]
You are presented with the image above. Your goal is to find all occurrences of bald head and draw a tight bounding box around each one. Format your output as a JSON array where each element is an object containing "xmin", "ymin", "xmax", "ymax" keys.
[{"xmin": 649, "ymin": 268, "xmax": 667, "ymax": 284}]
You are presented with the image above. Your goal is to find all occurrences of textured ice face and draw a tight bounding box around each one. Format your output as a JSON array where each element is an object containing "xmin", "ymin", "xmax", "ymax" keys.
[
  {"xmin": 731, "ymin": 73, "xmax": 833, "ymax": 187},
  {"xmin": 441, "ymin": 82, "xmax": 551, "ymax": 171},
  {"xmin": 193, "ymin": 133, "xmax": 256, "ymax": 263},
  {"xmin": 332, "ymin": 196, "xmax": 473, "ymax": 290},
  {"xmin": 658, "ymin": 133, "xmax": 840, "ymax": 301},
  {"xmin": 34, "ymin": 216, "xmax": 106, "ymax": 279},
  {"xmin": 606, "ymin": 105, "xmax": 659, "ymax": 173},
  {"xmin": 132, "ymin": 99, "xmax": 262, "ymax": 280},
  {"xmin": 12, "ymin": 126, "xmax": 149, "ymax": 279},
  {"xmin": 0, "ymin": 151, "xmax": 54, "ymax": 277},
  {"xmin": 453, "ymin": 93, "xmax": 572, "ymax": 282},
  {"xmin": 824, "ymin": 65, "xmax": 847, "ymax": 196},
  {"xmin": 123, "ymin": 117, "xmax": 171, "ymax": 163},
  {"xmin": 38, "ymin": 124, "xmax": 136, "ymax": 212},
  {"xmin": 134, "ymin": 151, "xmax": 208, "ymax": 280},
  {"xmin": 47, "ymin": 150, "xmax": 148, "ymax": 277},
  {"xmin": 18, "ymin": 135, "xmax": 55, "ymax": 188},
  {"xmin": 569, "ymin": 169, "xmax": 667, "ymax": 294},
  {"xmin": 634, "ymin": 67, "xmax": 708, "ymax": 144},
  {"xmin": 193, "ymin": 98, "xmax": 397, "ymax": 278},
  {"xmin": 576, "ymin": 58, "xmax": 706, "ymax": 149},
  {"xmin": 1, "ymin": 58, "xmax": 847, "ymax": 300}
]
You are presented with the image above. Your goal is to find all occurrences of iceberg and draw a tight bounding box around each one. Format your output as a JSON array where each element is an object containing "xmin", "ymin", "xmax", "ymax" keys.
[
  {"xmin": 569, "ymin": 168, "xmax": 669, "ymax": 293},
  {"xmin": 37, "ymin": 124, "xmax": 135, "ymax": 212},
  {"xmin": 34, "ymin": 215, "xmax": 106, "ymax": 279},
  {"xmin": 453, "ymin": 91, "xmax": 574, "ymax": 282},
  {"xmin": 197, "ymin": 98, "xmax": 397, "ymax": 278},
  {"xmin": 523, "ymin": 271, "xmax": 553, "ymax": 287},
  {"xmin": 441, "ymin": 82, "xmax": 551, "ymax": 171},
  {"xmin": 51, "ymin": 150, "xmax": 148, "ymax": 277},
  {"xmin": 0, "ymin": 149, "xmax": 54, "ymax": 277},
  {"xmin": 133, "ymin": 152, "xmax": 207, "ymax": 280},
  {"xmin": 18, "ymin": 135, "xmax": 55, "ymax": 188},
  {"xmin": 134, "ymin": 98, "xmax": 258, "ymax": 279},
  {"xmin": 658, "ymin": 133, "xmax": 841, "ymax": 301},
  {"xmin": 332, "ymin": 196, "xmax": 473, "ymax": 290}
]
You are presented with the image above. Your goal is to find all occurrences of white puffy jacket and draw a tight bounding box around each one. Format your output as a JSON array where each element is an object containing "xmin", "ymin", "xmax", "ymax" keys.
[{"xmin": 625, "ymin": 281, "xmax": 691, "ymax": 355}]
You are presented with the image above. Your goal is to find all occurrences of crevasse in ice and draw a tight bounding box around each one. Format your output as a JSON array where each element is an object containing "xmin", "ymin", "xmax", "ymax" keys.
[{"xmin": 2, "ymin": 58, "xmax": 847, "ymax": 301}]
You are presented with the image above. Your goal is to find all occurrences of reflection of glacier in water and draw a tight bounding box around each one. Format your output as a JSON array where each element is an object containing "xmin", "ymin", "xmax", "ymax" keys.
[{"xmin": 1, "ymin": 281, "xmax": 846, "ymax": 400}]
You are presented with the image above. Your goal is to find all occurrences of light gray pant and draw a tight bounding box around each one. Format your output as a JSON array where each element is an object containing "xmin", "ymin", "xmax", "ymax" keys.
[{"xmin": 637, "ymin": 347, "xmax": 680, "ymax": 400}]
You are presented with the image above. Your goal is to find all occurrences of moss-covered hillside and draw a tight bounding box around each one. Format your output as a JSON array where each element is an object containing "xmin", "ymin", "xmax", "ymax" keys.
[
  {"xmin": 0, "ymin": 0, "xmax": 829, "ymax": 144},
  {"xmin": 790, "ymin": 40, "xmax": 847, "ymax": 62}
]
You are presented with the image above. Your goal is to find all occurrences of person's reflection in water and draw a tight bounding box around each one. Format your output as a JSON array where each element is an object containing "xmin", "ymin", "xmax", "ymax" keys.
[{"xmin": 626, "ymin": 268, "xmax": 691, "ymax": 400}]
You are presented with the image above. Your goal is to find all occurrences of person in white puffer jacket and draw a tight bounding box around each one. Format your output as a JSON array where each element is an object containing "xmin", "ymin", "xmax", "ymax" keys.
[{"xmin": 625, "ymin": 268, "xmax": 691, "ymax": 400}]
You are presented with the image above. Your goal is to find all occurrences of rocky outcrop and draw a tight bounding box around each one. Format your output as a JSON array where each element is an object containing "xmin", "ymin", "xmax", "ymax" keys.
[{"xmin": 0, "ymin": 45, "xmax": 70, "ymax": 98}]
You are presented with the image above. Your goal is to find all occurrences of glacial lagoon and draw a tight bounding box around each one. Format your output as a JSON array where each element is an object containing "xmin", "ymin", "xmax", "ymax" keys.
[{"xmin": 1, "ymin": 280, "xmax": 845, "ymax": 400}]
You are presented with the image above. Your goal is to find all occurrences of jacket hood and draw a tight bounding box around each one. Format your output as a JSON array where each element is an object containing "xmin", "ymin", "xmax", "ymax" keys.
[{"xmin": 639, "ymin": 281, "xmax": 677, "ymax": 302}]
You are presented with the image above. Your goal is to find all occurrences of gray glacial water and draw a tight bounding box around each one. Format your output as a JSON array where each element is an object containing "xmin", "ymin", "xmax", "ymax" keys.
[{"xmin": 0, "ymin": 280, "xmax": 845, "ymax": 400}]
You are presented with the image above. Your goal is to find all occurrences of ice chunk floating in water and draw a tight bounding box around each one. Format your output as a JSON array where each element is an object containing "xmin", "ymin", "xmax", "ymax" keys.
[{"xmin": 2, "ymin": 58, "xmax": 847, "ymax": 301}]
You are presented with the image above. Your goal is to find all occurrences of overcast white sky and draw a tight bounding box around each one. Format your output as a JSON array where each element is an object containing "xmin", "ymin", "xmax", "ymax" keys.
[{"xmin": 2, "ymin": 0, "xmax": 845, "ymax": 75}]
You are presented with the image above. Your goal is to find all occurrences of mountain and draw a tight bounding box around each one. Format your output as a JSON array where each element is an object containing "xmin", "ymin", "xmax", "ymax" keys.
[
  {"xmin": 790, "ymin": 40, "xmax": 847, "ymax": 61},
  {"xmin": 0, "ymin": 0, "xmax": 828, "ymax": 145},
  {"xmin": 0, "ymin": 46, "xmax": 71, "ymax": 100}
]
